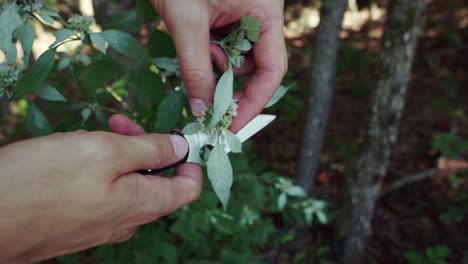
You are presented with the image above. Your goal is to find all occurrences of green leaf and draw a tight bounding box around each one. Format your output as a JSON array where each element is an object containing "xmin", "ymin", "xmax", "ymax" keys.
[
  {"xmin": 89, "ymin": 32, "xmax": 106, "ymax": 54},
  {"xmin": 35, "ymin": 84, "xmax": 66, "ymax": 101},
  {"xmin": 50, "ymin": 29, "xmax": 76, "ymax": 48},
  {"xmin": 153, "ymin": 57, "xmax": 178, "ymax": 75},
  {"xmin": 27, "ymin": 102, "xmax": 52, "ymax": 137},
  {"xmin": 79, "ymin": 58, "xmax": 122, "ymax": 96},
  {"xmin": 278, "ymin": 193, "xmax": 287, "ymax": 210},
  {"xmin": 236, "ymin": 39, "xmax": 252, "ymax": 52},
  {"xmin": 316, "ymin": 211, "xmax": 327, "ymax": 224},
  {"xmin": 5, "ymin": 42, "xmax": 17, "ymax": 65},
  {"xmin": 148, "ymin": 29, "xmax": 176, "ymax": 57},
  {"xmin": 265, "ymin": 84, "xmax": 293, "ymax": 108},
  {"xmin": 285, "ymin": 186, "xmax": 307, "ymax": 197},
  {"xmin": 0, "ymin": 3, "xmax": 22, "ymax": 50},
  {"xmin": 101, "ymin": 30, "xmax": 148, "ymax": 59},
  {"xmin": 207, "ymin": 142, "xmax": 233, "ymax": 210},
  {"xmin": 136, "ymin": 0, "xmax": 159, "ymax": 20},
  {"xmin": 225, "ymin": 130, "xmax": 242, "ymax": 153},
  {"xmin": 240, "ymin": 16, "xmax": 262, "ymax": 42},
  {"xmin": 182, "ymin": 122, "xmax": 202, "ymax": 135},
  {"xmin": 14, "ymin": 23, "xmax": 35, "ymax": 65},
  {"xmin": 39, "ymin": 13, "xmax": 55, "ymax": 25},
  {"xmin": 208, "ymin": 66, "xmax": 233, "ymax": 128},
  {"xmin": 134, "ymin": 69, "xmax": 165, "ymax": 105},
  {"xmin": 155, "ymin": 91, "xmax": 184, "ymax": 133},
  {"xmin": 12, "ymin": 48, "xmax": 56, "ymax": 99},
  {"xmin": 81, "ymin": 108, "xmax": 92, "ymax": 124}
]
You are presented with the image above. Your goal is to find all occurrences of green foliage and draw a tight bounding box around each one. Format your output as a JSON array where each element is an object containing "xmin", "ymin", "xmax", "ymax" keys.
[
  {"xmin": 432, "ymin": 133, "xmax": 468, "ymax": 159},
  {"xmin": 404, "ymin": 245, "xmax": 450, "ymax": 264},
  {"xmin": 0, "ymin": 2, "xmax": 327, "ymax": 262}
]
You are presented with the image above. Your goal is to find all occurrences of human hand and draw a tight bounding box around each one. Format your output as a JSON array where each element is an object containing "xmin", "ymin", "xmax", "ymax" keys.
[
  {"xmin": 0, "ymin": 121, "xmax": 202, "ymax": 263},
  {"xmin": 151, "ymin": 0, "xmax": 287, "ymax": 132}
]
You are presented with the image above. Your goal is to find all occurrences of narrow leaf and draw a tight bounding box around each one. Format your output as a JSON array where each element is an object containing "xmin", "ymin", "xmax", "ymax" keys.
[
  {"xmin": 285, "ymin": 186, "xmax": 307, "ymax": 197},
  {"xmin": 207, "ymin": 142, "xmax": 233, "ymax": 210},
  {"xmin": 35, "ymin": 84, "xmax": 66, "ymax": 101},
  {"xmin": 27, "ymin": 102, "xmax": 52, "ymax": 137},
  {"xmin": 81, "ymin": 108, "xmax": 92, "ymax": 124},
  {"xmin": 12, "ymin": 48, "xmax": 56, "ymax": 99},
  {"xmin": 225, "ymin": 130, "xmax": 242, "ymax": 153},
  {"xmin": 265, "ymin": 84, "xmax": 293, "ymax": 108},
  {"xmin": 240, "ymin": 16, "xmax": 262, "ymax": 42},
  {"xmin": 0, "ymin": 3, "xmax": 22, "ymax": 50},
  {"xmin": 278, "ymin": 193, "xmax": 287, "ymax": 210},
  {"xmin": 14, "ymin": 23, "xmax": 35, "ymax": 64},
  {"xmin": 182, "ymin": 122, "xmax": 202, "ymax": 135},
  {"xmin": 208, "ymin": 66, "xmax": 233, "ymax": 128},
  {"xmin": 50, "ymin": 29, "xmax": 76, "ymax": 48},
  {"xmin": 102, "ymin": 30, "xmax": 148, "ymax": 59},
  {"xmin": 153, "ymin": 57, "xmax": 178, "ymax": 74},
  {"xmin": 89, "ymin": 32, "xmax": 106, "ymax": 54}
]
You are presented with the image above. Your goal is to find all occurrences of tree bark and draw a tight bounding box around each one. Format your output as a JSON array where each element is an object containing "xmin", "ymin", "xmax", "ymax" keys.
[
  {"xmin": 337, "ymin": 1, "xmax": 427, "ymax": 263},
  {"xmin": 296, "ymin": 0, "xmax": 347, "ymax": 194}
]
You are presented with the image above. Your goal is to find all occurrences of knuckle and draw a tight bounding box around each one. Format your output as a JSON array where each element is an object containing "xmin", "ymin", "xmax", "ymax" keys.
[
  {"xmin": 180, "ymin": 68, "xmax": 206, "ymax": 85},
  {"xmin": 146, "ymin": 134, "xmax": 168, "ymax": 163}
]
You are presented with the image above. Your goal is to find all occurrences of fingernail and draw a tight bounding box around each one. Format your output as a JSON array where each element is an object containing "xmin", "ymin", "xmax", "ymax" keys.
[
  {"xmin": 189, "ymin": 98, "xmax": 207, "ymax": 116},
  {"xmin": 170, "ymin": 135, "xmax": 188, "ymax": 159}
]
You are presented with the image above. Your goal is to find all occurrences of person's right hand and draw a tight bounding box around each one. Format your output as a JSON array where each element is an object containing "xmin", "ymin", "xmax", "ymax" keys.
[
  {"xmin": 151, "ymin": 0, "xmax": 287, "ymax": 132},
  {"xmin": 0, "ymin": 121, "xmax": 201, "ymax": 263}
]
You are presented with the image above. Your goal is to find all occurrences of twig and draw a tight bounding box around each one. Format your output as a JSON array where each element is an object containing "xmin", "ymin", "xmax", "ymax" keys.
[{"xmin": 380, "ymin": 168, "xmax": 438, "ymax": 197}]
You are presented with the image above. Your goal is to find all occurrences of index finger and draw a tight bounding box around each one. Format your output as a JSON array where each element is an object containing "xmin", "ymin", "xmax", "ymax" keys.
[{"xmin": 230, "ymin": 11, "xmax": 287, "ymax": 133}]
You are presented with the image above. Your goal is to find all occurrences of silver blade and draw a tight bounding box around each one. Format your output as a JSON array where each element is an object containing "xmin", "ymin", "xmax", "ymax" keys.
[
  {"xmin": 236, "ymin": 114, "xmax": 276, "ymax": 143},
  {"xmin": 185, "ymin": 114, "xmax": 276, "ymax": 165}
]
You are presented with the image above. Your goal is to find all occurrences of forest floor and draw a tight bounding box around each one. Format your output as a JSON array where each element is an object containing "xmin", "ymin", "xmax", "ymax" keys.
[{"xmin": 255, "ymin": 0, "xmax": 468, "ymax": 263}]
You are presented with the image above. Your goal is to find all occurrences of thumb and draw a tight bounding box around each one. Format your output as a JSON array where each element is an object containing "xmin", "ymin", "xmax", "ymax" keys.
[
  {"xmin": 113, "ymin": 133, "xmax": 188, "ymax": 175},
  {"xmin": 168, "ymin": 19, "xmax": 215, "ymax": 116}
]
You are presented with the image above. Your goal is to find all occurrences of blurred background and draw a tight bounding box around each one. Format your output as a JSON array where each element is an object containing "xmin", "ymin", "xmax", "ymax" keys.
[{"xmin": 1, "ymin": 0, "xmax": 467, "ymax": 263}]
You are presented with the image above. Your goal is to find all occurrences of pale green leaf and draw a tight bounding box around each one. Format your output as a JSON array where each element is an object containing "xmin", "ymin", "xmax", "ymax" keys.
[
  {"xmin": 50, "ymin": 29, "xmax": 76, "ymax": 48},
  {"xmin": 236, "ymin": 39, "xmax": 252, "ymax": 51},
  {"xmin": 81, "ymin": 108, "xmax": 91, "ymax": 124},
  {"xmin": 14, "ymin": 23, "xmax": 35, "ymax": 64},
  {"xmin": 207, "ymin": 142, "xmax": 233, "ymax": 210},
  {"xmin": 35, "ymin": 84, "xmax": 66, "ymax": 101},
  {"xmin": 102, "ymin": 30, "xmax": 148, "ymax": 59},
  {"xmin": 225, "ymin": 130, "xmax": 242, "ymax": 153},
  {"xmin": 240, "ymin": 16, "xmax": 262, "ymax": 42},
  {"xmin": 89, "ymin": 32, "xmax": 106, "ymax": 54},
  {"xmin": 27, "ymin": 102, "xmax": 52, "ymax": 137},
  {"xmin": 265, "ymin": 84, "xmax": 293, "ymax": 108},
  {"xmin": 316, "ymin": 211, "xmax": 327, "ymax": 224},
  {"xmin": 182, "ymin": 122, "xmax": 202, "ymax": 135},
  {"xmin": 12, "ymin": 48, "xmax": 56, "ymax": 99},
  {"xmin": 278, "ymin": 193, "xmax": 287, "ymax": 210},
  {"xmin": 285, "ymin": 186, "xmax": 307, "ymax": 197},
  {"xmin": 39, "ymin": 13, "xmax": 55, "ymax": 25},
  {"xmin": 208, "ymin": 66, "xmax": 233, "ymax": 128},
  {"xmin": 0, "ymin": 3, "xmax": 22, "ymax": 50}
]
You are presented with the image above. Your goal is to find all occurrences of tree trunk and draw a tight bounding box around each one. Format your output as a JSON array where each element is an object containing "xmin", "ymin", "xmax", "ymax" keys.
[
  {"xmin": 296, "ymin": 0, "xmax": 347, "ymax": 194},
  {"xmin": 337, "ymin": 1, "xmax": 427, "ymax": 263}
]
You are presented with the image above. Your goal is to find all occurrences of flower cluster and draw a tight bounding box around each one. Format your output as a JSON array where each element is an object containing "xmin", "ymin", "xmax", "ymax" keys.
[
  {"xmin": 197, "ymin": 100, "xmax": 238, "ymax": 133},
  {"xmin": 67, "ymin": 15, "xmax": 93, "ymax": 31},
  {"xmin": 21, "ymin": 0, "xmax": 44, "ymax": 12}
]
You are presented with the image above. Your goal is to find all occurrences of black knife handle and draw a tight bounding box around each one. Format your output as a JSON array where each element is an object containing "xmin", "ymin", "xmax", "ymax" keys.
[{"xmin": 136, "ymin": 130, "xmax": 189, "ymax": 175}]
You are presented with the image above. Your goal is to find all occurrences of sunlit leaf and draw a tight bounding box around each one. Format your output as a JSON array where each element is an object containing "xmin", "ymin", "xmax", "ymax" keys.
[
  {"xmin": 225, "ymin": 130, "xmax": 242, "ymax": 153},
  {"xmin": 265, "ymin": 84, "xmax": 293, "ymax": 108},
  {"xmin": 182, "ymin": 122, "xmax": 202, "ymax": 135},
  {"xmin": 12, "ymin": 48, "xmax": 56, "ymax": 99},
  {"xmin": 240, "ymin": 16, "xmax": 262, "ymax": 42},
  {"xmin": 50, "ymin": 29, "xmax": 76, "ymax": 48}
]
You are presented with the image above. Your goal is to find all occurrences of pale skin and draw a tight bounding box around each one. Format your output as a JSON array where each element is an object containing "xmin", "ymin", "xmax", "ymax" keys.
[{"xmin": 0, "ymin": 0, "xmax": 286, "ymax": 262}]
